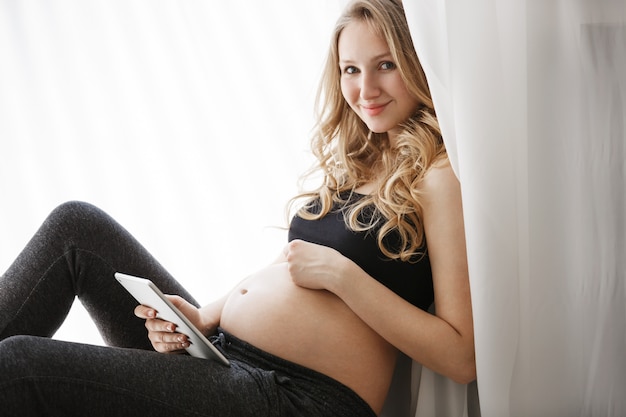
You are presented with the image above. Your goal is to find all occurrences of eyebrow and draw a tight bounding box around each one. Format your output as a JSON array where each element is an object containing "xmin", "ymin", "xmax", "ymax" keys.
[{"xmin": 339, "ymin": 52, "xmax": 393, "ymax": 65}]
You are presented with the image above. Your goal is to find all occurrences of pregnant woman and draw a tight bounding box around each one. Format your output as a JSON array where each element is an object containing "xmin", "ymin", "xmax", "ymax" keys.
[{"xmin": 0, "ymin": 1, "xmax": 474, "ymax": 416}]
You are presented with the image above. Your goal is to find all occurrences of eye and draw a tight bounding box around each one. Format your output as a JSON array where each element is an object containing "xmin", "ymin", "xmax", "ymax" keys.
[
  {"xmin": 342, "ymin": 65, "xmax": 359, "ymax": 75},
  {"xmin": 379, "ymin": 61, "xmax": 396, "ymax": 70}
]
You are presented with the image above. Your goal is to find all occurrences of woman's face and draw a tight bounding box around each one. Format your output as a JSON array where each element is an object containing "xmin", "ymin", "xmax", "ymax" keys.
[{"xmin": 338, "ymin": 20, "xmax": 419, "ymax": 143}]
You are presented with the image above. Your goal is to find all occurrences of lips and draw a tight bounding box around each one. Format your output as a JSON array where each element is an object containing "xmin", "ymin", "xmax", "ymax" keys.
[{"xmin": 361, "ymin": 103, "xmax": 388, "ymax": 116}]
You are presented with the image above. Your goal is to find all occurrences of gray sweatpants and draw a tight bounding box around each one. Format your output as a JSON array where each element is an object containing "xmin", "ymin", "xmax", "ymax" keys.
[{"xmin": 0, "ymin": 201, "xmax": 376, "ymax": 417}]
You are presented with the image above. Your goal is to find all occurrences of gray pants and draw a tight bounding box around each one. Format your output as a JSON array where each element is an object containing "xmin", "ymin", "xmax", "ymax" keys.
[{"xmin": 0, "ymin": 202, "xmax": 376, "ymax": 417}]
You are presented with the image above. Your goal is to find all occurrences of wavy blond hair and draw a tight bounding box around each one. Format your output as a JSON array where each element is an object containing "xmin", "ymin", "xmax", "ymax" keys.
[{"xmin": 290, "ymin": 0, "xmax": 446, "ymax": 261}]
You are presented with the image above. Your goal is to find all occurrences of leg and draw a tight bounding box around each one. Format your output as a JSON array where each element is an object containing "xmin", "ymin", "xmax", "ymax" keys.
[
  {"xmin": 0, "ymin": 336, "xmax": 276, "ymax": 417},
  {"xmin": 0, "ymin": 332, "xmax": 377, "ymax": 417},
  {"xmin": 0, "ymin": 201, "xmax": 198, "ymax": 349}
]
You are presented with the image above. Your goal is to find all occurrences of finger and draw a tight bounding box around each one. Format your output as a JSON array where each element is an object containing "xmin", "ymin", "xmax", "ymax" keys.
[
  {"xmin": 156, "ymin": 343, "xmax": 188, "ymax": 354},
  {"xmin": 153, "ymin": 341, "xmax": 189, "ymax": 354},
  {"xmin": 134, "ymin": 304, "xmax": 157, "ymax": 319},
  {"xmin": 150, "ymin": 333, "xmax": 190, "ymax": 353},
  {"xmin": 148, "ymin": 330, "xmax": 189, "ymax": 345},
  {"xmin": 144, "ymin": 318, "xmax": 177, "ymax": 333}
]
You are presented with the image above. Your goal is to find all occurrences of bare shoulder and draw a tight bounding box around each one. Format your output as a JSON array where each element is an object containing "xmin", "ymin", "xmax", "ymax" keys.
[{"xmin": 420, "ymin": 159, "xmax": 461, "ymax": 205}]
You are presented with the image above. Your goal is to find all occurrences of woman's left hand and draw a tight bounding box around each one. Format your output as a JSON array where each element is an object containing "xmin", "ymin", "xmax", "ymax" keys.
[{"xmin": 283, "ymin": 239, "xmax": 347, "ymax": 291}]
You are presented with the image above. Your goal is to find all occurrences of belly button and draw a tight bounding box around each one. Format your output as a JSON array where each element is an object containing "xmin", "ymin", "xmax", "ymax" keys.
[{"xmin": 240, "ymin": 288, "xmax": 248, "ymax": 295}]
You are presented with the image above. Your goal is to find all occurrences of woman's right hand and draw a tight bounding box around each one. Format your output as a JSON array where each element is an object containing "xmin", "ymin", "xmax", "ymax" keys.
[{"xmin": 134, "ymin": 295, "xmax": 198, "ymax": 354}]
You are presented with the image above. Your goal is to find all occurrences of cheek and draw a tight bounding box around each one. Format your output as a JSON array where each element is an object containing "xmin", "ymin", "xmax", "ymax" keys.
[
  {"xmin": 392, "ymin": 83, "xmax": 420, "ymax": 117},
  {"xmin": 340, "ymin": 79, "xmax": 358, "ymax": 107}
]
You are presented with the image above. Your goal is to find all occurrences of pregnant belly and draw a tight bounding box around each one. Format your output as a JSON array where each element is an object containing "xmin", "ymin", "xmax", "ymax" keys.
[{"xmin": 219, "ymin": 262, "xmax": 397, "ymax": 413}]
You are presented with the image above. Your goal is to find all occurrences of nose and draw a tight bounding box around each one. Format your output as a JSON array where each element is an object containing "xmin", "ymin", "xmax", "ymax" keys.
[{"xmin": 360, "ymin": 71, "xmax": 381, "ymax": 100}]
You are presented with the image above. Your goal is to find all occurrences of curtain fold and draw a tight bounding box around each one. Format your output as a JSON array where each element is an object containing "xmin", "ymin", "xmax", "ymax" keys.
[{"xmin": 402, "ymin": 0, "xmax": 626, "ymax": 416}]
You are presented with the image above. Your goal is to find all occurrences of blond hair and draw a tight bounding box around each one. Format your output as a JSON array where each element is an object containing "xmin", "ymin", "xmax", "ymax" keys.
[{"xmin": 291, "ymin": 0, "xmax": 446, "ymax": 261}]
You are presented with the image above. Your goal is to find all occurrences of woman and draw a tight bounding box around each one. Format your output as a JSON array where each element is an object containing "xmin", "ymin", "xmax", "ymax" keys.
[{"xmin": 0, "ymin": 0, "xmax": 474, "ymax": 416}]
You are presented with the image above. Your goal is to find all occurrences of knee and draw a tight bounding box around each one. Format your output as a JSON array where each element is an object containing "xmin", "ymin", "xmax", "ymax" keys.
[
  {"xmin": 0, "ymin": 336, "xmax": 54, "ymax": 413},
  {"xmin": 44, "ymin": 200, "xmax": 114, "ymax": 238},
  {"xmin": 48, "ymin": 200, "xmax": 102, "ymax": 224},
  {"xmin": 0, "ymin": 335, "xmax": 38, "ymax": 380},
  {"xmin": 0, "ymin": 333, "xmax": 31, "ymax": 354},
  {"xmin": 0, "ymin": 335, "xmax": 73, "ymax": 384}
]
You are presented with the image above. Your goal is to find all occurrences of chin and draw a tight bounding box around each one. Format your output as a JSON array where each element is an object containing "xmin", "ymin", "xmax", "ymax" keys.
[{"xmin": 366, "ymin": 124, "xmax": 392, "ymax": 134}]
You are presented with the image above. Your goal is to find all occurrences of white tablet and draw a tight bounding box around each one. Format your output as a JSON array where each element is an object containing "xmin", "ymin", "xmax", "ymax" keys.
[{"xmin": 115, "ymin": 272, "xmax": 230, "ymax": 366}]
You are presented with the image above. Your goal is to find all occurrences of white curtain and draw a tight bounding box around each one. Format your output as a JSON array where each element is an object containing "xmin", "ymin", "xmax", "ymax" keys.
[{"xmin": 400, "ymin": 0, "xmax": 626, "ymax": 416}]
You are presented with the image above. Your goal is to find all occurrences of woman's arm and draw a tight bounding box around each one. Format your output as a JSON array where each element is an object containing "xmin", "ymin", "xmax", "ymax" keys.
[{"xmin": 286, "ymin": 162, "xmax": 475, "ymax": 383}]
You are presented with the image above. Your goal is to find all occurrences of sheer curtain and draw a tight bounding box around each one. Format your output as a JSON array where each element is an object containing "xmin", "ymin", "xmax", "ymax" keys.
[{"xmin": 403, "ymin": 0, "xmax": 626, "ymax": 416}]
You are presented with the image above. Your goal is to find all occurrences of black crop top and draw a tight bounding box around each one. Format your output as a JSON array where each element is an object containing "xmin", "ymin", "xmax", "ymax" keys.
[{"xmin": 288, "ymin": 193, "xmax": 434, "ymax": 311}]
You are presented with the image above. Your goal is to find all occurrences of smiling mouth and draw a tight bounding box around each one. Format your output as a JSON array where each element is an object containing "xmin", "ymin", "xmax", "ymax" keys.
[{"xmin": 361, "ymin": 103, "xmax": 388, "ymax": 116}]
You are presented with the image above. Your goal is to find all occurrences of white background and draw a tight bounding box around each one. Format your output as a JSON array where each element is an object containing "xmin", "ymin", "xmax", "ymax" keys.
[{"xmin": 0, "ymin": 0, "xmax": 347, "ymax": 345}]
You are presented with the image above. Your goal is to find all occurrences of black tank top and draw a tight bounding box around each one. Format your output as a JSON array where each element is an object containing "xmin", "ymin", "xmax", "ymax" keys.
[{"xmin": 288, "ymin": 193, "xmax": 434, "ymax": 311}]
